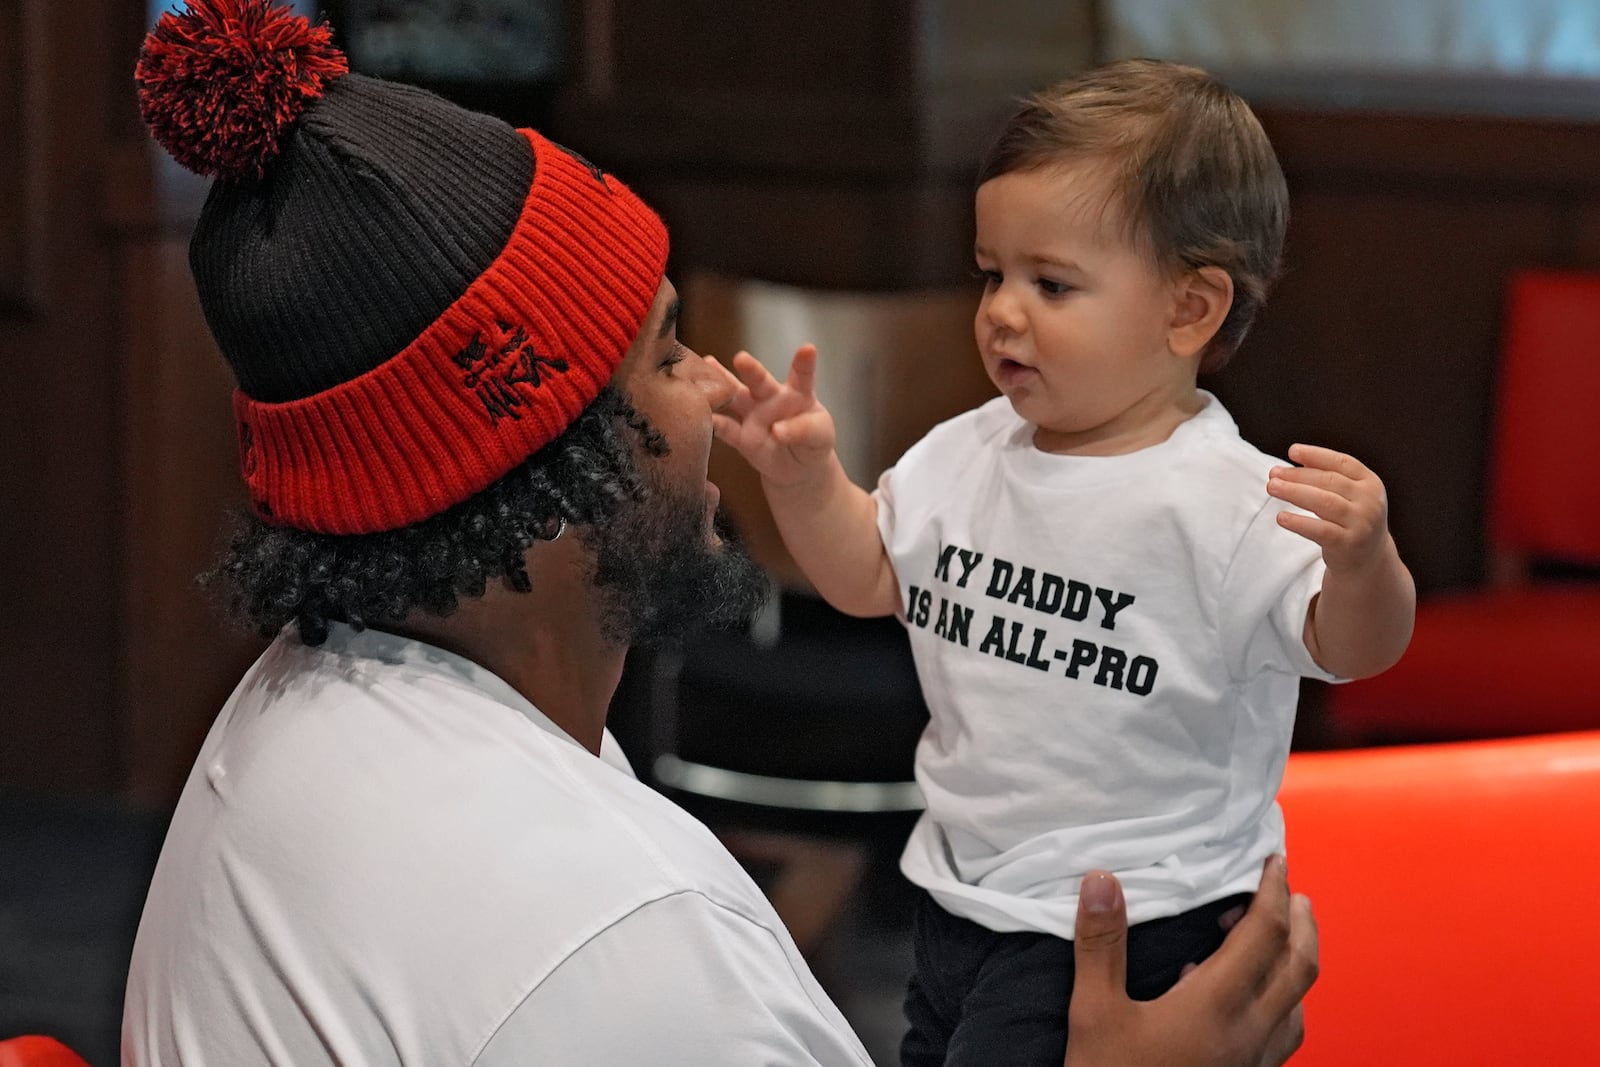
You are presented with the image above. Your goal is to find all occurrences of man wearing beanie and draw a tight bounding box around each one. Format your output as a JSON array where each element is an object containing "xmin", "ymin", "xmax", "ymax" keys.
[{"xmin": 121, "ymin": 2, "xmax": 1316, "ymax": 1063}]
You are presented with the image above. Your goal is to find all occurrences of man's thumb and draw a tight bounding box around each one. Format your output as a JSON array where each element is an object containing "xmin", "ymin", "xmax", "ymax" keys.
[{"xmin": 1072, "ymin": 870, "xmax": 1129, "ymax": 998}]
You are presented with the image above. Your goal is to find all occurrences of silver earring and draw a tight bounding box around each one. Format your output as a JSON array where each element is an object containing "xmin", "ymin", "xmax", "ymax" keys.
[{"xmin": 545, "ymin": 516, "xmax": 567, "ymax": 542}]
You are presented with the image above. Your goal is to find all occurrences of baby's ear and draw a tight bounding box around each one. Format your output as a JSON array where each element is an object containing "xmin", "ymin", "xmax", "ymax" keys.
[{"xmin": 1168, "ymin": 266, "xmax": 1234, "ymax": 359}]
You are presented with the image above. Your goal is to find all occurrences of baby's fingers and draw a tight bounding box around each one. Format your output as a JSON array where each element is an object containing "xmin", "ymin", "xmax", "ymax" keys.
[
  {"xmin": 704, "ymin": 356, "xmax": 754, "ymax": 420},
  {"xmin": 1268, "ymin": 464, "xmax": 1360, "ymax": 504},
  {"xmin": 786, "ymin": 344, "xmax": 820, "ymax": 400},
  {"xmin": 711, "ymin": 411, "xmax": 743, "ymax": 444},
  {"xmin": 1286, "ymin": 443, "xmax": 1369, "ymax": 479},
  {"xmin": 773, "ymin": 408, "xmax": 836, "ymax": 451},
  {"xmin": 1266, "ymin": 477, "xmax": 1352, "ymax": 524},
  {"xmin": 1275, "ymin": 509, "xmax": 1340, "ymax": 546},
  {"xmin": 729, "ymin": 350, "xmax": 785, "ymax": 401}
]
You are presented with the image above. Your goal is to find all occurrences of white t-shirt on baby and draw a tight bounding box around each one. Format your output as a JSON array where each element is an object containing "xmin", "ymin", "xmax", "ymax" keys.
[{"xmin": 875, "ymin": 393, "xmax": 1335, "ymax": 939}]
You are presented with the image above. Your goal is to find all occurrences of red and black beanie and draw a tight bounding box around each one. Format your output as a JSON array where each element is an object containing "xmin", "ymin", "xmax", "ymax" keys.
[{"xmin": 135, "ymin": 0, "xmax": 669, "ymax": 534}]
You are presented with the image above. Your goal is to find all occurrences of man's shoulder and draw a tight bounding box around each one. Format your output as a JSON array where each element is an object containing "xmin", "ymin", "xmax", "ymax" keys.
[
  {"xmin": 208, "ymin": 634, "xmax": 757, "ymax": 917},
  {"xmin": 149, "ymin": 646, "xmax": 776, "ymax": 1034}
]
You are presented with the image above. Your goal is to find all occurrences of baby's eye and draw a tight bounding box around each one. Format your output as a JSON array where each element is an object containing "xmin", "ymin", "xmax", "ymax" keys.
[
  {"xmin": 1037, "ymin": 277, "xmax": 1073, "ymax": 297},
  {"xmin": 972, "ymin": 268, "xmax": 1001, "ymax": 288}
]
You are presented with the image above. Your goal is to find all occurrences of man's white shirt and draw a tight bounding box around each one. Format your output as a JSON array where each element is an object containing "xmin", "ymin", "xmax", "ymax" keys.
[{"xmin": 122, "ymin": 623, "xmax": 872, "ymax": 1065}]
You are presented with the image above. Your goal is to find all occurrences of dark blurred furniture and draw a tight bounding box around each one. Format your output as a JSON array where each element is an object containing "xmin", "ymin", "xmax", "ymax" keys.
[
  {"xmin": 652, "ymin": 592, "xmax": 926, "ymax": 819},
  {"xmin": 649, "ymin": 590, "xmax": 928, "ymax": 951},
  {"xmin": 0, "ymin": 792, "xmax": 167, "ymax": 1067},
  {"xmin": 1279, "ymin": 730, "xmax": 1600, "ymax": 1066},
  {"xmin": 1326, "ymin": 269, "xmax": 1600, "ymax": 742}
]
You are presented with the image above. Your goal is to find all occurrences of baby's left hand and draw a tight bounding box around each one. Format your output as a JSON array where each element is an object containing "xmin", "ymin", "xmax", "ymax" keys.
[{"xmin": 1267, "ymin": 444, "xmax": 1394, "ymax": 574}]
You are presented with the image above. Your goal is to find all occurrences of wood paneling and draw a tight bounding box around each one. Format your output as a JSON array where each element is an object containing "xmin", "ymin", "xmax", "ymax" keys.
[
  {"xmin": 1, "ymin": 0, "xmax": 256, "ymax": 799},
  {"xmin": 643, "ymin": 178, "xmax": 975, "ymax": 290},
  {"xmin": 1211, "ymin": 191, "xmax": 1557, "ymax": 593},
  {"xmin": 551, "ymin": 0, "xmax": 1095, "ymax": 288},
  {"xmin": 1574, "ymin": 201, "xmax": 1600, "ymax": 263},
  {"xmin": 0, "ymin": 2, "xmax": 40, "ymax": 315},
  {"xmin": 1260, "ymin": 108, "xmax": 1600, "ymax": 191},
  {"xmin": 612, "ymin": 1, "xmax": 911, "ymax": 96},
  {"xmin": 0, "ymin": 0, "xmax": 126, "ymax": 792},
  {"xmin": 117, "ymin": 230, "xmax": 268, "ymax": 804},
  {"xmin": 1211, "ymin": 108, "xmax": 1600, "ymax": 595}
]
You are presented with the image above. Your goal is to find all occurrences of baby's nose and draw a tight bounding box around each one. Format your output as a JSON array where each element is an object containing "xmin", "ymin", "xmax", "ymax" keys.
[{"xmin": 985, "ymin": 288, "xmax": 1025, "ymax": 331}]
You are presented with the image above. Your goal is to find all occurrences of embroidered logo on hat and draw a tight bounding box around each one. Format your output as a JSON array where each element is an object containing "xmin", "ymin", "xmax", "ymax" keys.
[
  {"xmin": 453, "ymin": 322, "xmax": 571, "ymax": 425},
  {"xmin": 554, "ymin": 142, "xmax": 609, "ymax": 189}
]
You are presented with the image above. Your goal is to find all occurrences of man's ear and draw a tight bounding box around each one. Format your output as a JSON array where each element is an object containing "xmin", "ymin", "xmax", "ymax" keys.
[{"xmin": 1168, "ymin": 266, "xmax": 1234, "ymax": 359}]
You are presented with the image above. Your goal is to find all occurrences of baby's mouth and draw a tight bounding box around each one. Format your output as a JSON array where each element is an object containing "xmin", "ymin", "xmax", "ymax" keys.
[{"xmin": 994, "ymin": 357, "xmax": 1038, "ymax": 385}]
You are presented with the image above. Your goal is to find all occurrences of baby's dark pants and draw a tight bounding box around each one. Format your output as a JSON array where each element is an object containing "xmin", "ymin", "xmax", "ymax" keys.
[{"xmin": 900, "ymin": 888, "xmax": 1252, "ymax": 1067}]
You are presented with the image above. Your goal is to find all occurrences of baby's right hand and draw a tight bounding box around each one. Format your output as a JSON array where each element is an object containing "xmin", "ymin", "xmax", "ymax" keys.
[{"xmin": 710, "ymin": 345, "xmax": 838, "ymax": 489}]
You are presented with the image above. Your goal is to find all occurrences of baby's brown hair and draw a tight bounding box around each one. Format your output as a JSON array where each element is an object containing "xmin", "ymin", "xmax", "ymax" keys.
[{"xmin": 979, "ymin": 59, "xmax": 1288, "ymax": 372}]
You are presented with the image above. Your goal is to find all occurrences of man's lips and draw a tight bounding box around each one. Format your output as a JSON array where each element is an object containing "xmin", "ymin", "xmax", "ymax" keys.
[{"xmin": 704, "ymin": 480, "xmax": 723, "ymax": 543}]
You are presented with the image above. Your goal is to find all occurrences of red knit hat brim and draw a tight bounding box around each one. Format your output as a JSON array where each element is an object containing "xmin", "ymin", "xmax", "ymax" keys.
[{"xmin": 233, "ymin": 130, "xmax": 669, "ymax": 535}]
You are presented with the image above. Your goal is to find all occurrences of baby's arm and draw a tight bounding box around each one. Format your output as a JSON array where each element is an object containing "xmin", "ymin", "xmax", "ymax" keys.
[
  {"xmin": 1266, "ymin": 444, "xmax": 1416, "ymax": 679},
  {"xmin": 709, "ymin": 346, "xmax": 899, "ymax": 618}
]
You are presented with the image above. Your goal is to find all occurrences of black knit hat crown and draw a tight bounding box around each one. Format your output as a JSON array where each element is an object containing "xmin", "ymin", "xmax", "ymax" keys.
[{"xmin": 192, "ymin": 75, "xmax": 534, "ymax": 403}]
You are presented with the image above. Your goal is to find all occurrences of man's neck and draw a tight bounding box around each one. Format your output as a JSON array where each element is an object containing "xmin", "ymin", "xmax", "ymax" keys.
[{"xmin": 390, "ymin": 542, "xmax": 626, "ymax": 755}]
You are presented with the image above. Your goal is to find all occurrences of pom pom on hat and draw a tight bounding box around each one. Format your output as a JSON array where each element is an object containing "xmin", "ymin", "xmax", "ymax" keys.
[{"xmin": 136, "ymin": 0, "xmax": 349, "ymax": 180}]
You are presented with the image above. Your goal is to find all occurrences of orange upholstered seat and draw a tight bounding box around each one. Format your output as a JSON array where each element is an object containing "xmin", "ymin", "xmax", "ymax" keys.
[
  {"xmin": 1278, "ymin": 731, "xmax": 1600, "ymax": 1065},
  {"xmin": 0, "ymin": 1037, "xmax": 91, "ymax": 1067}
]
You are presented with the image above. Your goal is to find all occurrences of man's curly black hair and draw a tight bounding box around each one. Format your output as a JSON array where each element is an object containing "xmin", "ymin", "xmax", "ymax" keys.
[{"xmin": 208, "ymin": 387, "xmax": 667, "ymax": 646}]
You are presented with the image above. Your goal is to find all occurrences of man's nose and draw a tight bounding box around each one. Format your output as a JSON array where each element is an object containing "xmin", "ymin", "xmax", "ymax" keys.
[{"xmin": 693, "ymin": 348, "xmax": 738, "ymax": 410}]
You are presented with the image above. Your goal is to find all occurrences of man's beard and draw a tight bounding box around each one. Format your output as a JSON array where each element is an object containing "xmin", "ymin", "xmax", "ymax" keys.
[{"xmin": 584, "ymin": 479, "xmax": 769, "ymax": 649}]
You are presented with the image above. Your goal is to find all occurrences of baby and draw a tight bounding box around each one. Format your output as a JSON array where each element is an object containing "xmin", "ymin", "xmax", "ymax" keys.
[{"xmin": 712, "ymin": 59, "xmax": 1413, "ymax": 1065}]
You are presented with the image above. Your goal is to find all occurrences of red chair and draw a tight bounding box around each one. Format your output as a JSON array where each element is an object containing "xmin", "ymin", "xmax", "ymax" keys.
[
  {"xmin": 1277, "ymin": 731, "xmax": 1600, "ymax": 1066},
  {"xmin": 0, "ymin": 1037, "xmax": 90, "ymax": 1067},
  {"xmin": 1328, "ymin": 268, "xmax": 1600, "ymax": 742}
]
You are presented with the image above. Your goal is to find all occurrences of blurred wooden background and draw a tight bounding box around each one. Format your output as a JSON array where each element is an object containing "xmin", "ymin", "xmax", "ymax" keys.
[{"xmin": 4, "ymin": 0, "xmax": 1599, "ymax": 802}]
